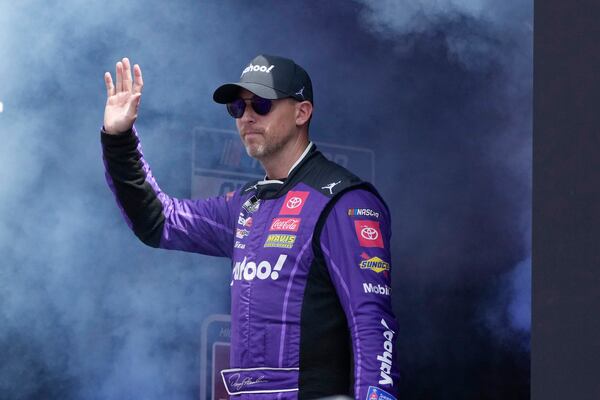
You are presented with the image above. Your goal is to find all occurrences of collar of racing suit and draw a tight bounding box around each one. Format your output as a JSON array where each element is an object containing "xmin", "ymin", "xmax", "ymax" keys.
[{"xmin": 255, "ymin": 141, "xmax": 316, "ymax": 199}]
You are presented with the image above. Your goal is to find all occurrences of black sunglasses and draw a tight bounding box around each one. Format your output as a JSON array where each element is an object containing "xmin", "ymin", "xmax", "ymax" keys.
[{"xmin": 226, "ymin": 96, "xmax": 273, "ymax": 119}]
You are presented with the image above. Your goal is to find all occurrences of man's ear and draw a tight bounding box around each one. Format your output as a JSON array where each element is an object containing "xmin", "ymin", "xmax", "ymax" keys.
[{"xmin": 295, "ymin": 101, "xmax": 313, "ymax": 126}]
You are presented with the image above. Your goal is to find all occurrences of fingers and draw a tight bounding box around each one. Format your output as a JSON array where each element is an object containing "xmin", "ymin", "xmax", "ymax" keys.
[
  {"xmin": 104, "ymin": 72, "xmax": 115, "ymax": 98},
  {"xmin": 116, "ymin": 61, "xmax": 123, "ymax": 93},
  {"xmin": 122, "ymin": 57, "xmax": 133, "ymax": 92},
  {"xmin": 110, "ymin": 57, "xmax": 142, "ymax": 97},
  {"xmin": 132, "ymin": 64, "xmax": 144, "ymax": 95}
]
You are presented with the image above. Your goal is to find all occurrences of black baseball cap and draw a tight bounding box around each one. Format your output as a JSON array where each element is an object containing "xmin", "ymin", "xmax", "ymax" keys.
[{"xmin": 213, "ymin": 54, "xmax": 313, "ymax": 104}]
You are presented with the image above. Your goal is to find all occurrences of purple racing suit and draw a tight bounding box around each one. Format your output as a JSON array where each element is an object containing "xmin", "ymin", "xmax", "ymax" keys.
[{"xmin": 101, "ymin": 127, "xmax": 400, "ymax": 400}]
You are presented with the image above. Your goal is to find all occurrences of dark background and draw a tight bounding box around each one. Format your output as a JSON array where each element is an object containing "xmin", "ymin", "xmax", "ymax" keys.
[
  {"xmin": 0, "ymin": 1, "xmax": 532, "ymax": 399},
  {"xmin": 533, "ymin": 0, "xmax": 600, "ymax": 399}
]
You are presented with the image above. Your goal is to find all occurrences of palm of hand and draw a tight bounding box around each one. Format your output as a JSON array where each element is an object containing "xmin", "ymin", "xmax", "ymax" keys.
[{"xmin": 104, "ymin": 91, "xmax": 138, "ymax": 133}]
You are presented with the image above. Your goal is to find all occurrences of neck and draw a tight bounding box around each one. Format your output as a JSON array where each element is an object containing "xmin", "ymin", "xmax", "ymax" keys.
[{"xmin": 260, "ymin": 134, "xmax": 310, "ymax": 180}]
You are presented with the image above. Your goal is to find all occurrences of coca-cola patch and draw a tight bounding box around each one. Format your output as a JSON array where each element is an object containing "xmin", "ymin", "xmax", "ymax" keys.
[{"xmin": 270, "ymin": 217, "xmax": 301, "ymax": 232}]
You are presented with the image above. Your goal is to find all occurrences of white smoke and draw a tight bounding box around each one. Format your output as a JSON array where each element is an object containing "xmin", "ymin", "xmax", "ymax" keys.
[
  {"xmin": 0, "ymin": 1, "xmax": 235, "ymax": 398},
  {"xmin": 509, "ymin": 257, "xmax": 531, "ymax": 332},
  {"xmin": 356, "ymin": 0, "xmax": 532, "ymax": 344},
  {"xmin": 0, "ymin": 0, "xmax": 531, "ymax": 397},
  {"xmin": 355, "ymin": 0, "xmax": 532, "ymax": 70}
]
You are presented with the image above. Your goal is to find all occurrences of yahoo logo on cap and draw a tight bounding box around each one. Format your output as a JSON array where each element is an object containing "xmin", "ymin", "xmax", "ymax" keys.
[{"xmin": 241, "ymin": 63, "xmax": 276, "ymax": 77}]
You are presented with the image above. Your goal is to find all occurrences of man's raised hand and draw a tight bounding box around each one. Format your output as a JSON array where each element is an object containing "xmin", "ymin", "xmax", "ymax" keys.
[{"xmin": 103, "ymin": 57, "xmax": 144, "ymax": 135}]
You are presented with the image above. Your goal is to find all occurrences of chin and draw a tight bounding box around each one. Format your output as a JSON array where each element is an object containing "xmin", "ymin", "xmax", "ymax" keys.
[{"xmin": 245, "ymin": 144, "xmax": 266, "ymax": 159}]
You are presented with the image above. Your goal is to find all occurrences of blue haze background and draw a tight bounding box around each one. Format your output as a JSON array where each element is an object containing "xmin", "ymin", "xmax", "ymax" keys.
[{"xmin": 0, "ymin": 0, "xmax": 531, "ymax": 399}]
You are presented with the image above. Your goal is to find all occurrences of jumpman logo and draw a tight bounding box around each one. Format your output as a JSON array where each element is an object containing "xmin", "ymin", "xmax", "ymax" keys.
[
  {"xmin": 295, "ymin": 86, "xmax": 305, "ymax": 99},
  {"xmin": 321, "ymin": 180, "xmax": 341, "ymax": 195}
]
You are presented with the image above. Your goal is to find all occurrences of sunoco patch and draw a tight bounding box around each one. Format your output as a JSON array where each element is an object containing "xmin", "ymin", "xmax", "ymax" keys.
[{"xmin": 359, "ymin": 256, "xmax": 390, "ymax": 273}]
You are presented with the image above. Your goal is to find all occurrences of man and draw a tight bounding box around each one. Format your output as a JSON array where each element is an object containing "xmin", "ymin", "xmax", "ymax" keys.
[{"xmin": 101, "ymin": 54, "xmax": 399, "ymax": 400}]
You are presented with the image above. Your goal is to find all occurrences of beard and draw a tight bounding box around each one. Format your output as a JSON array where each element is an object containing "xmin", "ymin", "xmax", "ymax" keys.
[
  {"xmin": 244, "ymin": 142, "xmax": 266, "ymax": 158},
  {"xmin": 243, "ymin": 131, "xmax": 291, "ymax": 160}
]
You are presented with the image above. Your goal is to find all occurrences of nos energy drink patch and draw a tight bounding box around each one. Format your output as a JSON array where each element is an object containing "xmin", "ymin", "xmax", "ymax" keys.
[{"xmin": 366, "ymin": 386, "xmax": 396, "ymax": 400}]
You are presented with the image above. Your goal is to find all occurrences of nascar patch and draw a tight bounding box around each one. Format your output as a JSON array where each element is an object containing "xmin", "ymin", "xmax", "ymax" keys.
[
  {"xmin": 348, "ymin": 208, "xmax": 380, "ymax": 218},
  {"xmin": 366, "ymin": 386, "xmax": 396, "ymax": 400},
  {"xmin": 264, "ymin": 234, "xmax": 296, "ymax": 249}
]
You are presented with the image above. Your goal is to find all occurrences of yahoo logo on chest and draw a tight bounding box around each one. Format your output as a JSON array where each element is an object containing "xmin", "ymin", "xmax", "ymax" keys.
[{"xmin": 231, "ymin": 254, "xmax": 287, "ymax": 282}]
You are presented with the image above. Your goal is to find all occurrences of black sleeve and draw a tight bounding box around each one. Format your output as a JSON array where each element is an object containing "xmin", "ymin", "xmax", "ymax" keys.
[{"xmin": 101, "ymin": 127, "xmax": 164, "ymax": 247}]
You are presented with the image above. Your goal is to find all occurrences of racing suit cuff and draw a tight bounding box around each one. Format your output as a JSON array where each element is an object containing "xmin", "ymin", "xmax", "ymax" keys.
[
  {"xmin": 100, "ymin": 126, "xmax": 137, "ymax": 152},
  {"xmin": 100, "ymin": 126, "xmax": 135, "ymax": 141}
]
